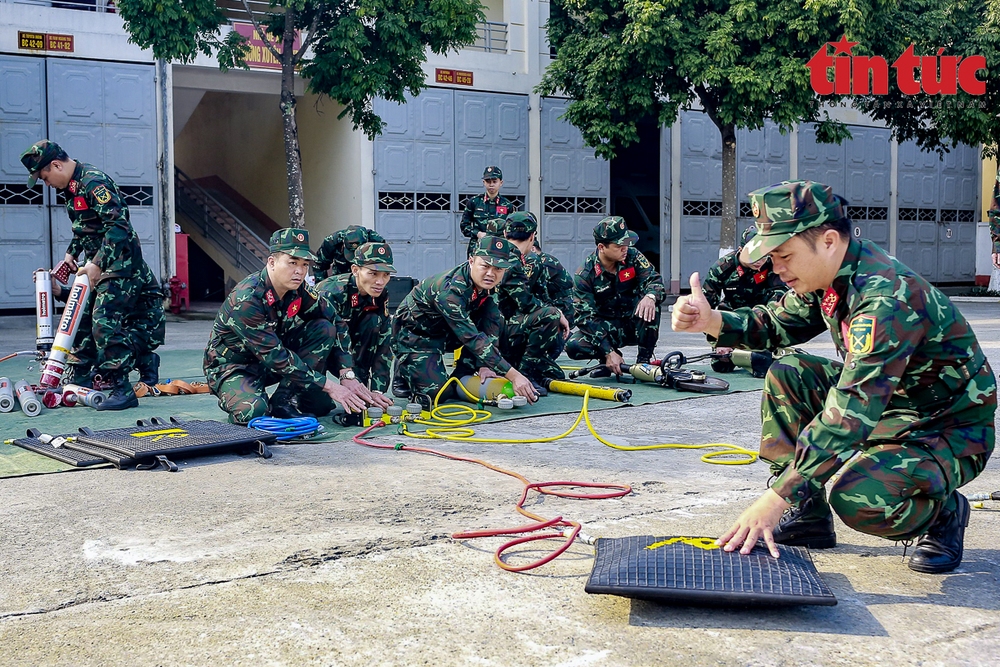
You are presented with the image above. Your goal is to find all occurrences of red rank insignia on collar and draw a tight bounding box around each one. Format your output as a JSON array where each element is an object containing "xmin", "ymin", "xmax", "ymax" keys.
[
  {"xmin": 73, "ymin": 196, "xmax": 88, "ymax": 211},
  {"xmin": 350, "ymin": 293, "xmax": 360, "ymax": 308},
  {"xmin": 736, "ymin": 265, "xmax": 745, "ymax": 277},
  {"xmin": 471, "ymin": 288, "xmax": 479, "ymax": 301},
  {"xmin": 264, "ymin": 289, "xmax": 276, "ymax": 306},
  {"xmin": 820, "ymin": 287, "xmax": 839, "ymax": 317},
  {"xmin": 68, "ymin": 180, "xmax": 79, "ymax": 195},
  {"xmin": 496, "ymin": 205, "xmax": 508, "ymax": 215},
  {"xmin": 753, "ymin": 269, "xmax": 769, "ymax": 284},
  {"xmin": 594, "ymin": 261, "xmax": 602, "ymax": 276},
  {"xmin": 619, "ymin": 267, "xmax": 636, "ymax": 282},
  {"xmin": 286, "ymin": 297, "xmax": 302, "ymax": 318}
]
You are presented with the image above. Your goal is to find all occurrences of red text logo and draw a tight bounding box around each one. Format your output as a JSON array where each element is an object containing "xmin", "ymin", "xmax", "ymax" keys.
[{"xmin": 807, "ymin": 36, "xmax": 986, "ymax": 96}]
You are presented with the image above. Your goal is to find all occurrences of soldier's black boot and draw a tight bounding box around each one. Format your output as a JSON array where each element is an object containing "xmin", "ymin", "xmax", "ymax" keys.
[
  {"xmin": 95, "ymin": 376, "xmax": 139, "ymax": 411},
  {"xmin": 908, "ymin": 492, "xmax": 970, "ymax": 574},
  {"xmin": 269, "ymin": 390, "xmax": 314, "ymax": 420},
  {"xmin": 391, "ymin": 365, "xmax": 410, "ymax": 399},
  {"xmin": 636, "ymin": 347, "xmax": 654, "ymax": 365},
  {"xmin": 136, "ymin": 353, "xmax": 160, "ymax": 386},
  {"xmin": 772, "ymin": 491, "xmax": 837, "ymax": 549}
]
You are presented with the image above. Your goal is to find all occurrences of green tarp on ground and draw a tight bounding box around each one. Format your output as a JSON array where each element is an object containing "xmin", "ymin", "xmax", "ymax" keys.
[{"xmin": 0, "ymin": 348, "xmax": 764, "ymax": 478}]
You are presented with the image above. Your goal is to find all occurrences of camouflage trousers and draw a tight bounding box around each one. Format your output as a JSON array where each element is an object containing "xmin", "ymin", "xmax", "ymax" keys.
[
  {"xmin": 394, "ymin": 349, "xmax": 480, "ymax": 401},
  {"xmin": 501, "ymin": 306, "xmax": 565, "ymax": 381},
  {"xmin": 565, "ymin": 308, "xmax": 661, "ymax": 361},
  {"xmin": 327, "ymin": 310, "xmax": 393, "ymax": 394},
  {"xmin": 762, "ymin": 353, "xmax": 990, "ymax": 540},
  {"xmin": 211, "ymin": 319, "xmax": 335, "ymax": 425},
  {"xmin": 72, "ymin": 267, "xmax": 165, "ymax": 381}
]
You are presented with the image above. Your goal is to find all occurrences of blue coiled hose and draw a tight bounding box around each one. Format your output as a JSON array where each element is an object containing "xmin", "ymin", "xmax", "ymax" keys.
[{"xmin": 247, "ymin": 416, "xmax": 323, "ymax": 441}]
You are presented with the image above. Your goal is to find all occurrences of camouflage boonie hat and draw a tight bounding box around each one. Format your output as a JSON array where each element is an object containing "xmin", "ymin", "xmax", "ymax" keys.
[
  {"xmin": 743, "ymin": 180, "xmax": 846, "ymax": 262},
  {"xmin": 471, "ymin": 235, "xmax": 518, "ymax": 269},
  {"xmin": 504, "ymin": 211, "xmax": 537, "ymax": 235},
  {"xmin": 353, "ymin": 241, "xmax": 397, "ymax": 273},
  {"xmin": 20, "ymin": 140, "xmax": 65, "ymax": 187},
  {"xmin": 340, "ymin": 225, "xmax": 374, "ymax": 259},
  {"xmin": 593, "ymin": 216, "xmax": 638, "ymax": 246},
  {"xmin": 269, "ymin": 228, "xmax": 316, "ymax": 261},
  {"xmin": 483, "ymin": 165, "xmax": 503, "ymax": 180}
]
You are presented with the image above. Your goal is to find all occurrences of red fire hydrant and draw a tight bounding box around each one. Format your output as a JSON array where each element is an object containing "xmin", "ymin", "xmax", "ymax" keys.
[{"xmin": 169, "ymin": 276, "xmax": 189, "ymax": 314}]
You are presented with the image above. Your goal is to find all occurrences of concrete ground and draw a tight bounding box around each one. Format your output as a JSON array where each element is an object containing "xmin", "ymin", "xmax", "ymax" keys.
[{"xmin": 1, "ymin": 302, "xmax": 999, "ymax": 666}]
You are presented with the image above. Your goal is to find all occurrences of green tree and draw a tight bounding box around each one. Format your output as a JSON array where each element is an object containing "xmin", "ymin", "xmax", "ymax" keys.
[
  {"xmin": 852, "ymin": 0, "xmax": 999, "ymax": 158},
  {"xmin": 118, "ymin": 0, "xmax": 483, "ymax": 228},
  {"xmin": 537, "ymin": 0, "xmax": 870, "ymax": 253}
]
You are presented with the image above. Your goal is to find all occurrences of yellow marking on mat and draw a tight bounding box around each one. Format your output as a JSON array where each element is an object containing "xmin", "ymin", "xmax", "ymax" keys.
[
  {"xmin": 645, "ymin": 537, "xmax": 720, "ymax": 551},
  {"xmin": 131, "ymin": 428, "xmax": 189, "ymax": 442}
]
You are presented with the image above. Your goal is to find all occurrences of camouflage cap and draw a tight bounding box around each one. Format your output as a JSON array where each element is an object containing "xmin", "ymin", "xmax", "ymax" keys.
[
  {"xmin": 20, "ymin": 140, "xmax": 65, "ymax": 187},
  {"xmin": 743, "ymin": 180, "xmax": 846, "ymax": 262},
  {"xmin": 352, "ymin": 241, "xmax": 397, "ymax": 273},
  {"xmin": 269, "ymin": 228, "xmax": 316, "ymax": 261},
  {"xmin": 339, "ymin": 225, "xmax": 377, "ymax": 261},
  {"xmin": 471, "ymin": 235, "xmax": 518, "ymax": 269},
  {"xmin": 593, "ymin": 216, "xmax": 638, "ymax": 246},
  {"xmin": 504, "ymin": 211, "xmax": 537, "ymax": 235},
  {"xmin": 739, "ymin": 225, "xmax": 757, "ymax": 247},
  {"xmin": 483, "ymin": 165, "xmax": 503, "ymax": 180}
]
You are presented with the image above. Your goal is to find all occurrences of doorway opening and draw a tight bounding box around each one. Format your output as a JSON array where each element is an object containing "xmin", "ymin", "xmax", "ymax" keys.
[{"xmin": 610, "ymin": 117, "xmax": 661, "ymax": 271}]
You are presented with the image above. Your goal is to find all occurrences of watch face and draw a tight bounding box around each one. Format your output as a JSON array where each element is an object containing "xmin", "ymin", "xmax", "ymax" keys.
[{"xmin": 342, "ymin": 371, "xmax": 356, "ymax": 380}]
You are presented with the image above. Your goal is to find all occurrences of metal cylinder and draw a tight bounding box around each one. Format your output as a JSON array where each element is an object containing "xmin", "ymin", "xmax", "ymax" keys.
[
  {"xmin": 62, "ymin": 390, "xmax": 80, "ymax": 407},
  {"xmin": 39, "ymin": 273, "xmax": 91, "ymax": 389},
  {"xmin": 544, "ymin": 379, "xmax": 632, "ymax": 403},
  {"xmin": 41, "ymin": 389, "xmax": 63, "ymax": 409},
  {"xmin": 62, "ymin": 383, "xmax": 106, "ymax": 408},
  {"xmin": 0, "ymin": 377, "xmax": 14, "ymax": 412},
  {"xmin": 14, "ymin": 380, "xmax": 41, "ymax": 417},
  {"xmin": 34, "ymin": 269, "xmax": 54, "ymax": 352}
]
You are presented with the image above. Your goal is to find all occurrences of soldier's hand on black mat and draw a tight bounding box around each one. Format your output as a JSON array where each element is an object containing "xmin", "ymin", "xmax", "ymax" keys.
[
  {"xmin": 717, "ymin": 488, "xmax": 790, "ymax": 558},
  {"xmin": 323, "ymin": 379, "xmax": 367, "ymax": 413}
]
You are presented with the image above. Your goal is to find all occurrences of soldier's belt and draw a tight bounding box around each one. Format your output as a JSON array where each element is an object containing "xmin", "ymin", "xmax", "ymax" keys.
[{"xmin": 890, "ymin": 353, "xmax": 987, "ymax": 411}]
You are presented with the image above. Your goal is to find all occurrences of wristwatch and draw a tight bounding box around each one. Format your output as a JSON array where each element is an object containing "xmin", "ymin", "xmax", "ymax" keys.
[{"xmin": 340, "ymin": 370, "xmax": 357, "ymax": 381}]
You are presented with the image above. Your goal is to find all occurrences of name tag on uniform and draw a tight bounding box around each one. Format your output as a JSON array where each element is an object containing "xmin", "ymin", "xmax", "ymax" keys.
[
  {"xmin": 496, "ymin": 205, "xmax": 508, "ymax": 215},
  {"xmin": 73, "ymin": 196, "xmax": 88, "ymax": 211}
]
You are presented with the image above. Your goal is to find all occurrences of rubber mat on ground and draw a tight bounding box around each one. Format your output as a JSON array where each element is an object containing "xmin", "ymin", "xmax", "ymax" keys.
[
  {"xmin": 74, "ymin": 417, "xmax": 279, "ymax": 459},
  {"xmin": 585, "ymin": 535, "xmax": 837, "ymax": 607},
  {"xmin": 63, "ymin": 439, "xmax": 137, "ymax": 469},
  {"xmin": 11, "ymin": 434, "xmax": 110, "ymax": 468}
]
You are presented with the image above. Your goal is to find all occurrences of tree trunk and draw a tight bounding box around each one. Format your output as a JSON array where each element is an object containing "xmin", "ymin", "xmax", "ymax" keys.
[
  {"xmin": 719, "ymin": 123, "xmax": 737, "ymax": 255},
  {"xmin": 280, "ymin": 7, "xmax": 306, "ymax": 229}
]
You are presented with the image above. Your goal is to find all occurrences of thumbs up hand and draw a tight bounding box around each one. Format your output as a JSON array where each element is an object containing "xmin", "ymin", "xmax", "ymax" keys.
[{"xmin": 671, "ymin": 272, "xmax": 718, "ymax": 335}]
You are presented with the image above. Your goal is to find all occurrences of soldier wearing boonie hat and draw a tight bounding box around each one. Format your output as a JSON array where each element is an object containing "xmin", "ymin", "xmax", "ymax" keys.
[
  {"xmin": 20, "ymin": 139, "xmax": 164, "ymax": 411},
  {"xmin": 461, "ymin": 165, "xmax": 516, "ymax": 256},
  {"xmin": 566, "ymin": 216, "xmax": 666, "ymax": 376},
  {"xmin": 314, "ymin": 225, "xmax": 386, "ymax": 280},
  {"xmin": 315, "ymin": 242, "xmax": 398, "ymax": 400},
  {"xmin": 206, "ymin": 227, "xmax": 370, "ymax": 424},
  {"xmin": 671, "ymin": 179, "xmax": 996, "ymax": 575},
  {"xmin": 391, "ymin": 235, "xmax": 539, "ymax": 405}
]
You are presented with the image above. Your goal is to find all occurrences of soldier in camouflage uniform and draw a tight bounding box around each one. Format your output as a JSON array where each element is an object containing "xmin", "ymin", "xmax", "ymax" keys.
[
  {"xmin": 204, "ymin": 229, "xmax": 367, "ymax": 424},
  {"xmin": 566, "ymin": 216, "xmax": 667, "ymax": 375},
  {"xmin": 460, "ymin": 166, "xmax": 515, "ymax": 256},
  {"xmin": 315, "ymin": 242, "xmax": 396, "ymax": 405},
  {"xmin": 314, "ymin": 225, "xmax": 385, "ymax": 280},
  {"xmin": 492, "ymin": 212, "xmax": 571, "ymax": 394},
  {"xmin": 21, "ymin": 140, "xmax": 165, "ymax": 410},
  {"xmin": 988, "ymin": 171, "xmax": 1000, "ymax": 270},
  {"xmin": 673, "ymin": 180, "xmax": 996, "ymax": 574},
  {"xmin": 392, "ymin": 236, "xmax": 538, "ymax": 403},
  {"xmin": 702, "ymin": 225, "xmax": 788, "ymax": 375}
]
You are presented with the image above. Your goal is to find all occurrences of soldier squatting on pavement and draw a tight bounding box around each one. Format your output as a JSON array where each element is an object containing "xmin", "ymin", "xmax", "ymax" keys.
[
  {"xmin": 461, "ymin": 165, "xmax": 515, "ymax": 257},
  {"xmin": 204, "ymin": 229, "xmax": 369, "ymax": 424},
  {"xmin": 566, "ymin": 216, "xmax": 667, "ymax": 376},
  {"xmin": 672, "ymin": 180, "xmax": 996, "ymax": 574},
  {"xmin": 392, "ymin": 235, "xmax": 539, "ymax": 405},
  {"xmin": 21, "ymin": 140, "xmax": 165, "ymax": 411},
  {"xmin": 315, "ymin": 242, "xmax": 396, "ymax": 408},
  {"xmin": 313, "ymin": 225, "xmax": 385, "ymax": 281}
]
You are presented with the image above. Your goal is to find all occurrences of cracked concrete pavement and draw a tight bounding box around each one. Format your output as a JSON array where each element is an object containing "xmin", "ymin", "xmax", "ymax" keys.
[{"xmin": 1, "ymin": 302, "xmax": 999, "ymax": 666}]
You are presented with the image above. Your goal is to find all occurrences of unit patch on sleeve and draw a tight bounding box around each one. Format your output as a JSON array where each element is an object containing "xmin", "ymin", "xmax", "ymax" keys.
[
  {"xmin": 848, "ymin": 315, "xmax": 876, "ymax": 355},
  {"xmin": 93, "ymin": 185, "xmax": 111, "ymax": 205}
]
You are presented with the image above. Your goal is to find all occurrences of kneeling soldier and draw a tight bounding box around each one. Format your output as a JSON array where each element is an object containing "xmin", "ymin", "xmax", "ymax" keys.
[
  {"xmin": 314, "ymin": 225, "xmax": 385, "ymax": 280},
  {"xmin": 315, "ymin": 242, "xmax": 396, "ymax": 408},
  {"xmin": 204, "ymin": 229, "xmax": 367, "ymax": 424},
  {"xmin": 566, "ymin": 216, "xmax": 666, "ymax": 375},
  {"xmin": 392, "ymin": 236, "xmax": 537, "ymax": 403}
]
